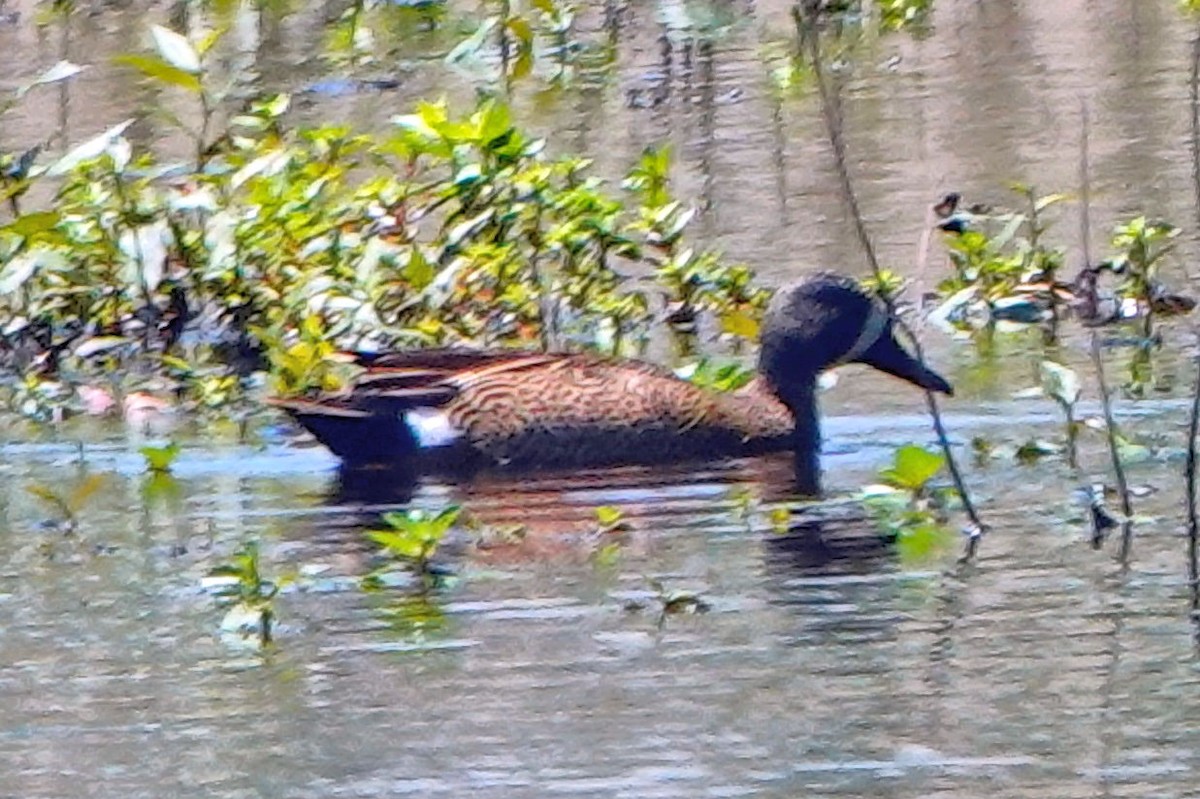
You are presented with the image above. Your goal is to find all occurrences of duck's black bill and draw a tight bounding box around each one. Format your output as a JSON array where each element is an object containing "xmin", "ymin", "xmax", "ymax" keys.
[{"xmin": 856, "ymin": 330, "xmax": 953, "ymax": 396}]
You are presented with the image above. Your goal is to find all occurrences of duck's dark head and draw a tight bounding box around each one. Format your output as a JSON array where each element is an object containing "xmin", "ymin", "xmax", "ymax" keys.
[
  {"xmin": 759, "ymin": 274, "xmax": 952, "ymax": 398},
  {"xmin": 759, "ymin": 274, "xmax": 952, "ymax": 495}
]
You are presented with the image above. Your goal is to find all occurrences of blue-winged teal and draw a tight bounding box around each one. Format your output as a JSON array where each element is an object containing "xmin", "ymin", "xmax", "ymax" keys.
[{"xmin": 272, "ymin": 273, "xmax": 952, "ymax": 491}]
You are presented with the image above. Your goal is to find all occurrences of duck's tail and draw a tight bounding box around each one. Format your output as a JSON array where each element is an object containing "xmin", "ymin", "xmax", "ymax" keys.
[{"xmin": 268, "ymin": 397, "xmax": 420, "ymax": 468}]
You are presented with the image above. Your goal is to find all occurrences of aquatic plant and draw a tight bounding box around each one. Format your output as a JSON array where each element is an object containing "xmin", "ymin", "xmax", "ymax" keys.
[
  {"xmin": 205, "ymin": 540, "xmax": 285, "ymax": 648},
  {"xmin": 444, "ymin": 0, "xmax": 584, "ymax": 85},
  {"xmin": 0, "ymin": 23, "xmax": 764, "ymax": 424},
  {"xmin": 877, "ymin": 0, "xmax": 933, "ymax": 33},
  {"xmin": 861, "ymin": 445, "xmax": 954, "ymax": 563},
  {"xmin": 792, "ymin": 1, "xmax": 984, "ymax": 557},
  {"xmin": 367, "ymin": 505, "xmax": 462, "ymax": 587},
  {"xmin": 934, "ymin": 185, "xmax": 1068, "ymax": 339},
  {"xmin": 622, "ymin": 578, "xmax": 711, "ymax": 629},
  {"xmin": 1039, "ymin": 361, "xmax": 1081, "ymax": 469},
  {"xmin": 592, "ymin": 505, "xmax": 629, "ymax": 535},
  {"xmin": 140, "ymin": 441, "xmax": 181, "ymax": 474},
  {"xmin": 1110, "ymin": 217, "xmax": 1181, "ymax": 391}
]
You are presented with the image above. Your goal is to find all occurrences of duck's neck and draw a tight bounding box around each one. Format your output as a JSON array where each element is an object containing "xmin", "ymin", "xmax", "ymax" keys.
[{"xmin": 771, "ymin": 378, "xmax": 822, "ymax": 497}]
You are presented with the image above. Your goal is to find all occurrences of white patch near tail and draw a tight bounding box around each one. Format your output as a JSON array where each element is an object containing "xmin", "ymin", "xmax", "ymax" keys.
[{"xmin": 404, "ymin": 407, "xmax": 461, "ymax": 448}]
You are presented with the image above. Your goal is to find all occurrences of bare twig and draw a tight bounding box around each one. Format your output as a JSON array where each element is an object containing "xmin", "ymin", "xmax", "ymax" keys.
[
  {"xmin": 1079, "ymin": 100, "xmax": 1135, "ymax": 562},
  {"xmin": 791, "ymin": 5, "xmax": 985, "ymax": 556}
]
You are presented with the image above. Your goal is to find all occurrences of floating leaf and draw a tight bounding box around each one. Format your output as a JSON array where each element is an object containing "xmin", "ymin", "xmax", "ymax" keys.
[
  {"xmin": 879, "ymin": 445, "xmax": 945, "ymax": 491},
  {"xmin": 595, "ymin": 505, "xmax": 625, "ymax": 530},
  {"xmin": 140, "ymin": 442, "xmax": 181, "ymax": 473},
  {"xmin": 1016, "ymin": 439, "xmax": 1058, "ymax": 464}
]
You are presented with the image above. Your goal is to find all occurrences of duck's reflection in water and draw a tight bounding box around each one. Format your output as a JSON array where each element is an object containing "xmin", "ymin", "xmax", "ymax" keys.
[{"xmin": 323, "ymin": 452, "xmax": 896, "ymax": 576}]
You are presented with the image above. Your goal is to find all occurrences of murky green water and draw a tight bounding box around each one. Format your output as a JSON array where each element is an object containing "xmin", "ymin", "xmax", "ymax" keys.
[{"xmin": 5, "ymin": 0, "xmax": 1200, "ymax": 797}]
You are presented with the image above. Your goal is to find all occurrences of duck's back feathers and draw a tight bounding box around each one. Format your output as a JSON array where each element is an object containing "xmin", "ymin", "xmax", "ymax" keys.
[{"xmin": 271, "ymin": 348, "xmax": 794, "ymax": 471}]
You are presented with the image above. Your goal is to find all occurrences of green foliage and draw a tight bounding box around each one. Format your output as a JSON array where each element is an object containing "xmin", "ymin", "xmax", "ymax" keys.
[
  {"xmin": 140, "ymin": 441, "xmax": 181, "ymax": 474},
  {"xmin": 375, "ymin": 594, "xmax": 449, "ymax": 642},
  {"xmin": 1109, "ymin": 216, "xmax": 1179, "ymax": 335},
  {"xmin": 937, "ymin": 185, "xmax": 1067, "ymax": 334},
  {"xmin": 859, "ymin": 269, "xmax": 906, "ymax": 303},
  {"xmin": 443, "ymin": 0, "xmax": 583, "ymax": 85},
  {"xmin": 879, "ymin": 444, "xmax": 945, "ymax": 493},
  {"xmin": 207, "ymin": 540, "xmax": 284, "ymax": 647},
  {"xmin": 1040, "ymin": 360, "xmax": 1080, "ymax": 468},
  {"xmin": 877, "ymin": 0, "xmax": 933, "ymax": 33},
  {"xmin": 368, "ymin": 505, "xmax": 462, "ymax": 584},
  {"xmin": 593, "ymin": 504, "xmax": 628, "ymax": 534},
  {"xmin": 675, "ymin": 358, "xmax": 756, "ymax": 392},
  {"xmin": 0, "ymin": 23, "xmax": 766, "ymax": 420},
  {"xmin": 863, "ymin": 445, "xmax": 953, "ymax": 564}
]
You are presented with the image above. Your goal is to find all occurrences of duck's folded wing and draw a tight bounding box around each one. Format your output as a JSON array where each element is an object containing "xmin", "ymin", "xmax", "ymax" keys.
[{"xmin": 268, "ymin": 349, "xmax": 575, "ymax": 465}]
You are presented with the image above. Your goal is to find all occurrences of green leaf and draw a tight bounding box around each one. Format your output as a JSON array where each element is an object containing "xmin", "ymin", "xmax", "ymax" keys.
[
  {"xmin": 2, "ymin": 211, "xmax": 60, "ymax": 239},
  {"xmin": 16, "ymin": 60, "xmax": 85, "ymax": 97},
  {"xmin": 896, "ymin": 522, "xmax": 952, "ymax": 565},
  {"xmin": 880, "ymin": 445, "xmax": 945, "ymax": 491},
  {"xmin": 150, "ymin": 24, "xmax": 201, "ymax": 73},
  {"xmin": 140, "ymin": 442, "xmax": 181, "ymax": 473},
  {"xmin": 511, "ymin": 49, "xmax": 534, "ymax": 80},
  {"xmin": 369, "ymin": 529, "xmax": 426, "ymax": 559},
  {"xmin": 1034, "ymin": 193, "xmax": 1069, "ymax": 212},
  {"xmin": 48, "ymin": 119, "xmax": 136, "ymax": 176},
  {"xmin": 506, "ymin": 17, "xmax": 534, "ymax": 51},
  {"xmin": 429, "ymin": 506, "xmax": 462, "ymax": 534},
  {"xmin": 0, "ymin": 253, "xmax": 39, "ymax": 294},
  {"xmin": 593, "ymin": 541, "xmax": 622, "ymax": 569},
  {"xmin": 719, "ymin": 310, "xmax": 759, "ymax": 340},
  {"xmin": 445, "ymin": 208, "xmax": 494, "ymax": 250},
  {"xmin": 445, "ymin": 21, "xmax": 495, "ymax": 64},
  {"xmin": 1039, "ymin": 360, "xmax": 1080, "ymax": 408},
  {"xmin": 595, "ymin": 505, "xmax": 624, "ymax": 527},
  {"xmin": 114, "ymin": 54, "xmax": 202, "ymax": 92}
]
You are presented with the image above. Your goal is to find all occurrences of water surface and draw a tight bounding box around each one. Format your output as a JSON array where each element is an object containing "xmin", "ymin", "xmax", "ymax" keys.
[{"xmin": 4, "ymin": 1, "xmax": 1200, "ymax": 797}]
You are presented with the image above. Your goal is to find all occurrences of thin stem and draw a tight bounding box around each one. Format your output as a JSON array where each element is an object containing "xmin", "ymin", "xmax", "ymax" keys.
[
  {"xmin": 792, "ymin": 5, "xmax": 985, "ymax": 554},
  {"xmin": 1080, "ymin": 99, "xmax": 1135, "ymax": 562},
  {"xmin": 1186, "ymin": 337, "xmax": 1200, "ymax": 613},
  {"xmin": 1187, "ymin": 32, "xmax": 1200, "ymax": 618}
]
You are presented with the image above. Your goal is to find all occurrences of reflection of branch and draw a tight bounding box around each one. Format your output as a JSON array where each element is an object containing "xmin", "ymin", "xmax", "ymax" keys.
[
  {"xmin": 1187, "ymin": 33, "xmax": 1200, "ymax": 619},
  {"xmin": 791, "ymin": 5, "xmax": 985, "ymax": 557},
  {"xmin": 1186, "ymin": 329, "xmax": 1200, "ymax": 615},
  {"xmin": 1079, "ymin": 100, "xmax": 1134, "ymax": 563}
]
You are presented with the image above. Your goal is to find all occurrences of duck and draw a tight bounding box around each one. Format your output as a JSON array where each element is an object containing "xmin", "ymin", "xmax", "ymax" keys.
[{"xmin": 270, "ymin": 273, "xmax": 952, "ymax": 494}]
